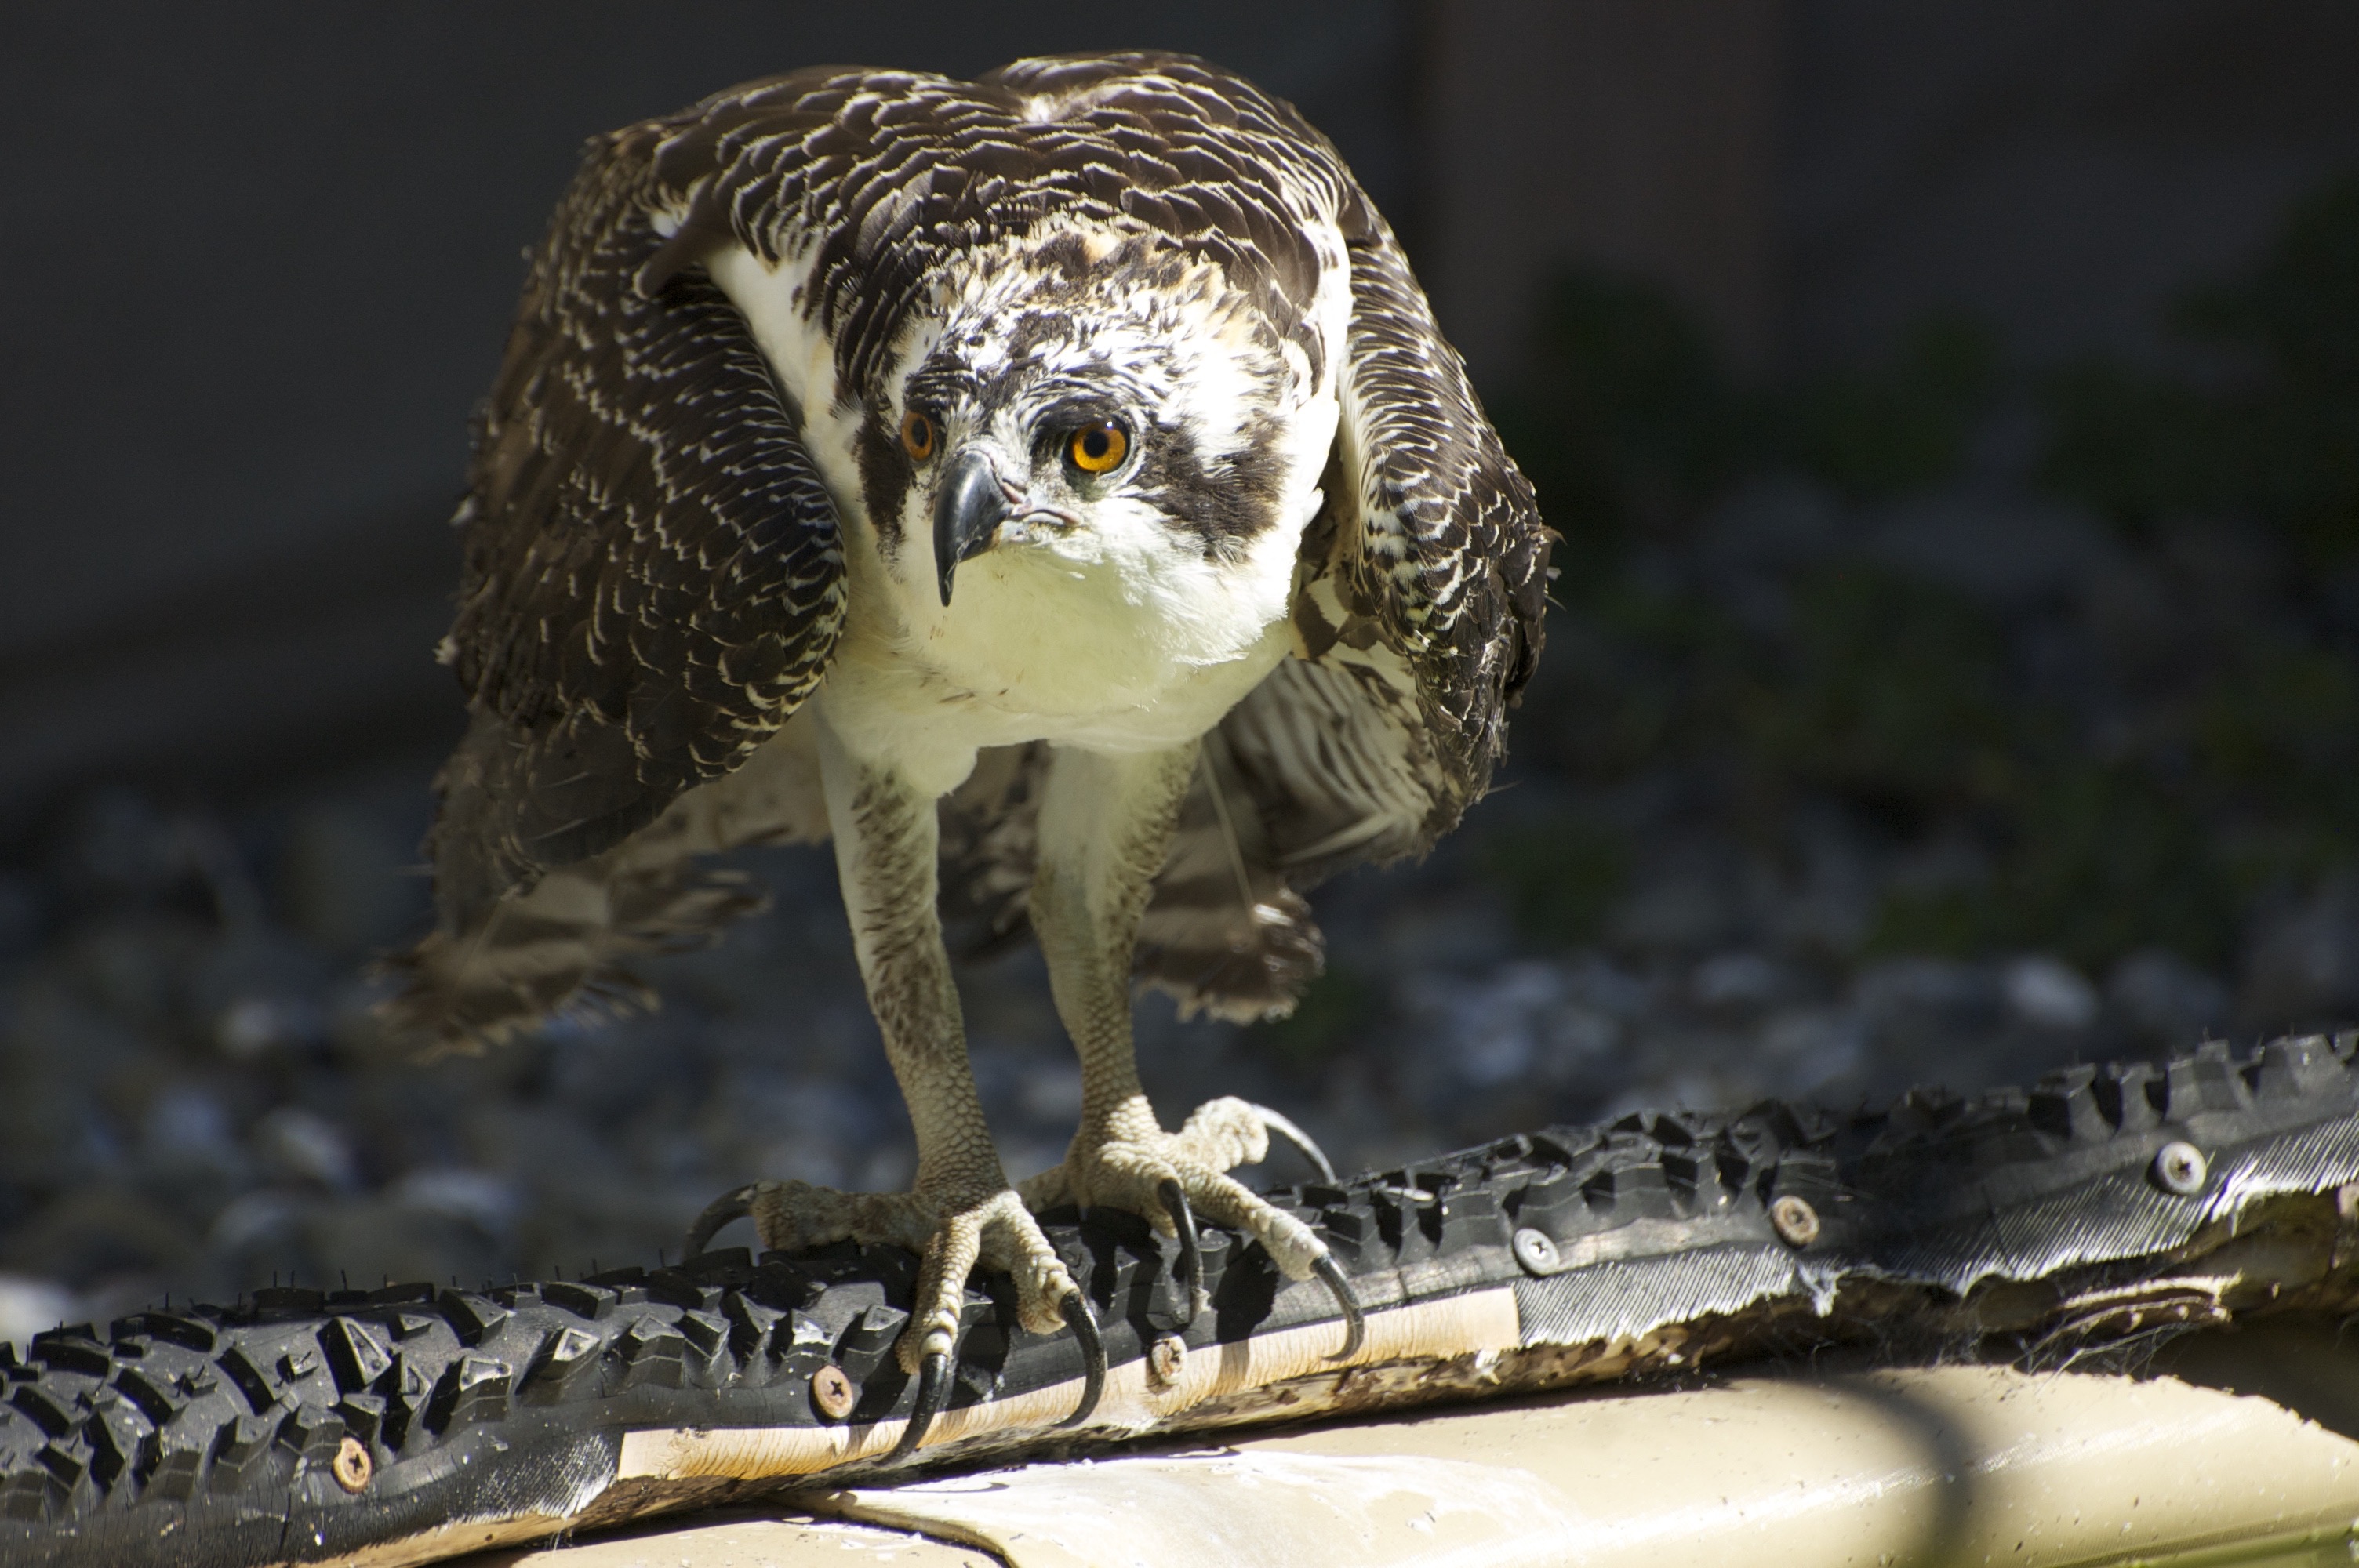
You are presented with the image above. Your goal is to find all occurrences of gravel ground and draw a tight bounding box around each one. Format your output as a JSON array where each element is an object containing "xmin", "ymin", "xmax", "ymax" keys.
[
  {"xmin": 0, "ymin": 820, "xmax": 2277, "ymax": 1357},
  {"xmin": 0, "ymin": 467, "xmax": 2342, "ymax": 1348}
]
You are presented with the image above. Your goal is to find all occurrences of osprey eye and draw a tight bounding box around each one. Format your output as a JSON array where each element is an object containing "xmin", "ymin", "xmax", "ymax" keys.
[
  {"xmin": 900, "ymin": 409, "xmax": 937, "ymax": 463},
  {"xmin": 1066, "ymin": 421, "xmax": 1129, "ymax": 476}
]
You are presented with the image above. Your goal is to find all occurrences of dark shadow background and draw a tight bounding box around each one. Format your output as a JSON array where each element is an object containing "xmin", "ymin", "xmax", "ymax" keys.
[
  {"xmin": 6, "ymin": 1, "xmax": 2359, "ymax": 1332},
  {"xmin": 0, "ymin": 2, "xmax": 1415, "ymax": 819}
]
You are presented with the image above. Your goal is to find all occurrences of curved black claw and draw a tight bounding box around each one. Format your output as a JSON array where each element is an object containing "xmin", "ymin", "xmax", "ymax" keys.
[
  {"xmin": 685, "ymin": 1185, "xmax": 757, "ymax": 1258},
  {"xmin": 884, "ymin": 1349, "xmax": 951, "ymax": 1465},
  {"xmin": 1156, "ymin": 1177, "xmax": 1205, "ymax": 1327},
  {"xmin": 1313, "ymin": 1253, "xmax": 1366, "ymax": 1362},
  {"xmin": 1056, "ymin": 1292, "xmax": 1106, "ymax": 1429},
  {"xmin": 1248, "ymin": 1102, "xmax": 1339, "ymax": 1185}
]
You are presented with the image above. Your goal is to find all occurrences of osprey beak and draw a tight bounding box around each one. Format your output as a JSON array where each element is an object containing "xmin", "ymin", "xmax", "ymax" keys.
[{"xmin": 932, "ymin": 449, "xmax": 1011, "ymax": 606}]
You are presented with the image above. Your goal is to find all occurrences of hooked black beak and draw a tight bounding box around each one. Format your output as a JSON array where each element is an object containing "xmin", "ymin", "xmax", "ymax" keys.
[{"xmin": 932, "ymin": 450, "xmax": 1010, "ymax": 606}]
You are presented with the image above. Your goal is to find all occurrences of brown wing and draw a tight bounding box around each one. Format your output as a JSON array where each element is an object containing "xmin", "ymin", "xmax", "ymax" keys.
[
  {"xmin": 427, "ymin": 119, "xmax": 845, "ymax": 933},
  {"xmin": 1133, "ymin": 208, "xmax": 1554, "ymax": 1022}
]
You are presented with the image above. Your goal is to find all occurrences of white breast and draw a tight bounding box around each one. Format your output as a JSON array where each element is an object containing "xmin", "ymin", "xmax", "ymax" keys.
[{"xmin": 703, "ymin": 234, "xmax": 1342, "ymax": 796}]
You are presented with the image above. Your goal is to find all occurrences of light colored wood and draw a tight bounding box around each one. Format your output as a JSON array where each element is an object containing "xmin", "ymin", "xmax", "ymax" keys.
[
  {"xmin": 823, "ymin": 1367, "xmax": 2359, "ymax": 1568},
  {"xmin": 467, "ymin": 1510, "xmax": 996, "ymax": 1568}
]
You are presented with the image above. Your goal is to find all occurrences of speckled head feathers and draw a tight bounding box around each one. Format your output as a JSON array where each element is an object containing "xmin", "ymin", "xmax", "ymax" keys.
[{"xmin": 638, "ymin": 53, "xmax": 1358, "ymax": 400}]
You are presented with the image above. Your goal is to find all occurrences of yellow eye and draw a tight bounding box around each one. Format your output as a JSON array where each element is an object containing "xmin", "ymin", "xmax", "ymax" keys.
[
  {"xmin": 1067, "ymin": 421, "xmax": 1129, "ymax": 475},
  {"xmin": 900, "ymin": 408, "xmax": 936, "ymax": 462}
]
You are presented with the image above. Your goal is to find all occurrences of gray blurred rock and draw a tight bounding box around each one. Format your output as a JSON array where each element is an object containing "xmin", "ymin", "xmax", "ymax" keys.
[
  {"xmin": 212, "ymin": 993, "xmax": 329, "ymax": 1061},
  {"xmin": 1863, "ymin": 493, "xmax": 2116, "ymax": 610},
  {"xmin": 61, "ymin": 918, "xmax": 190, "ymax": 1033},
  {"xmin": 51, "ymin": 789, "xmax": 190, "ymax": 907},
  {"xmin": 1690, "ymin": 952, "xmax": 1806, "ymax": 1015},
  {"xmin": 1405, "ymin": 962, "xmax": 1557, "ymax": 1090},
  {"xmin": 1380, "ymin": 891, "xmax": 1514, "ymax": 973},
  {"xmin": 1015, "ymin": 1061, "xmax": 1084, "ymax": 1124},
  {"xmin": 2001, "ymin": 955, "xmax": 2101, "ymax": 1033},
  {"xmin": 1559, "ymin": 953, "xmax": 1657, "ymax": 1020},
  {"xmin": 0, "ymin": 1275, "xmax": 75, "ymax": 1348},
  {"xmin": 277, "ymin": 799, "xmax": 430, "ymax": 956},
  {"xmin": 1699, "ymin": 476, "xmax": 1848, "ymax": 576},
  {"xmin": 1882, "ymin": 832, "xmax": 1994, "ymax": 902},
  {"xmin": 391, "ymin": 1167, "xmax": 521, "ymax": 1239},
  {"xmin": 2242, "ymin": 877, "xmax": 2359, "ymax": 1030},
  {"xmin": 208, "ymin": 1188, "xmax": 307, "ymax": 1257},
  {"xmin": 254, "ymin": 1106, "xmax": 359, "ymax": 1190},
  {"xmin": 1400, "ymin": 957, "xmax": 1636, "ymax": 1126},
  {"xmin": 1757, "ymin": 1007, "xmax": 1869, "ymax": 1096},
  {"xmin": 1696, "ymin": 477, "xmax": 1848, "ymax": 634},
  {"xmin": 17, "ymin": 1182, "xmax": 204, "ymax": 1284},
  {"xmin": 296, "ymin": 1197, "xmax": 510, "ymax": 1298},
  {"xmin": 1766, "ymin": 811, "xmax": 1880, "ymax": 958},
  {"xmin": 142, "ymin": 1083, "xmax": 245, "ymax": 1177},
  {"xmin": 1608, "ymin": 860, "xmax": 1748, "ymax": 953},
  {"xmin": 2108, "ymin": 949, "xmax": 2232, "ymax": 1047},
  {"xmin": 1854, "ymin": 958, "xmax": 2002, "ymax": 1051}
]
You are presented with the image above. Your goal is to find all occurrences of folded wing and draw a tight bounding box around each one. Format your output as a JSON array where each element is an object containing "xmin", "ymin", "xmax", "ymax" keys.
[
  {"xmin": 1132, "ymin": 203, "xmax": 1552, "ymax": 1021},
  {"xmin": 428, "ymin": 119, "xmax": 846, "ymax": 935}
]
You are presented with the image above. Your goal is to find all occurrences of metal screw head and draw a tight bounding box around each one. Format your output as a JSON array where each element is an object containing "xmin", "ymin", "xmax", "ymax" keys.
[
  {"xmin": 809, "ymin": 1363, "xmax": 857, "ymax": 1421},
  {"xmin": 1512, "ymin": 1227, "xmax": 1562, "ymax": 1275},
  {"xmin": 1770, "ymin": 1195, "xmax": 1822, "ymax": 1247},
  {"xmin": 2152, "ymin": 1141, "xmax": 2209, "ymax": 1197},
  {"xmin": 330, "ymin": 1436, "xmax": 373, "ymax": 1494},
  {"xmin": 1147, "ymin": 1334, "xmax": 1188, "ymax": 1390}
]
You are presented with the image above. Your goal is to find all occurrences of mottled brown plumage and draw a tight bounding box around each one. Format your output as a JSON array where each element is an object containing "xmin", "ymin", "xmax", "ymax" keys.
[
  {"xmin": 386, "ymin": 52, "xmax": 1549, "ymax": 1441},
  {"xmin": 392, "ymin": 53, "xmax": 1545, "ymax": 1043}
]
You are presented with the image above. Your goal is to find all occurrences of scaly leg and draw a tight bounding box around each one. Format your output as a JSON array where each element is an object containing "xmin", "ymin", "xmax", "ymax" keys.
[
  {"xmin": 688, "ymin": 718, "xmax": 1099, "ymax": 1457},
  {"xmin": 1017, "ymin": 742, "xmax": 1361, "ymax": 1355}
]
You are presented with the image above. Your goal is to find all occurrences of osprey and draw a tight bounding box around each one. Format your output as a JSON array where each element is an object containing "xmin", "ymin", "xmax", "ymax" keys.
[{"xmin": 391, "ymin": 53, "xmax": 1548, "ymax": 1456}]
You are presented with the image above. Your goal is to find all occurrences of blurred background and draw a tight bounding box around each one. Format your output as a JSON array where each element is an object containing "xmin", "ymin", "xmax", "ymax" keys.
[{"xmin": 5, "ymin": 1, "xmax": 2359, "ymax": 1340}]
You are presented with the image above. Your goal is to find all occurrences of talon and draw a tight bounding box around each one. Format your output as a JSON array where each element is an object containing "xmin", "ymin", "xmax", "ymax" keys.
[
  {"xmin": 1246, "ymin": 1102, "xmax": 1339, "ymax": 1185},
  {"xmin": 1156, "ymin": 1177, "xmax": 1206, "ymax": 1327},
  {"xmin": 1056, "ymin": 1292, "xmax": 1105, "ymax": 1428},
  {"xmin": 1313, "ymin": 1253, "xmax": 1365, "ymax": 1361},
  {"xmin": 686, "ymin": 1184, "xmax": 757, "ymax": 1257},
  {"xmin": 885, "ymin": 1349, "xmax": 951, "ymax": 1464}
]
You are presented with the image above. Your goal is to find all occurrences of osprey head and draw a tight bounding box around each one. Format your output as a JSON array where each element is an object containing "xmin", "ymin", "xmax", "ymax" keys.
[{"xmin": 871, "ymin": 228, "xmax": 1327, "ymax": 618}]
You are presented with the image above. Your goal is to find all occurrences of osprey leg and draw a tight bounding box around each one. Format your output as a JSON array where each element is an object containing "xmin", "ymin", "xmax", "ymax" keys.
[
  {"xmin": 697, "ymin": 718, "xmax": 1091, "ymax": 1447},
  {"xmin": 1021, "ymin": 742, "xmax": 1363, "ymax": 1356}
]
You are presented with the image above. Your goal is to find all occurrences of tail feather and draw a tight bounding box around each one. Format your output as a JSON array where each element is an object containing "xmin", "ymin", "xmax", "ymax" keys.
[
  {"xmin": 381, "ymin": 712, "xmax": 825, "ymax": 1053},
  {"xmin": 376, "ymin": 858, "xmax": 766, "ymax": 1051},
  {"xmin": 1134, "ymin": 734, "xmax": 1325, "ymax": 1023},
  {"xmin": 937, "ymin": 736, "xmax": 1330, "ymax": 1025}
]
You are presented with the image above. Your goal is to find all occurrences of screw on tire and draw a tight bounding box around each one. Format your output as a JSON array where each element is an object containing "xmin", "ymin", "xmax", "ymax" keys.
[
  {"xmin": 1147, "ymin": 1334, "xmax": 1187, "ymax": 1389},
  {"xmin": 809, "ymin": 1364, "xmax": 857, "ymax": 1421},
  {"xmin": 1770, "ymin": 1195, "xmax": 1821, "ymax": 1247},
  {"xmin": 1511, "ymin": 1227, "xmax": 1562, "ymax": 1274},
  {"xmin": 2151, "ymin": 1141, "xmax": 2209, "ymax": 1197},
  {"xmin": 330, "ymin": 1436, "xmax": 373, "ymax": 1494}
]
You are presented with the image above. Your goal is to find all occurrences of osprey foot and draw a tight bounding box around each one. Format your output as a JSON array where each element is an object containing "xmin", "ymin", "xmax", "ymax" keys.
[
  {"xmin": 686, "ymin": 1175, "xmax": 1103, "ymax": 1455},
  {"xmin": 1022, "ymin": 1096, "xmax": 1365, "ymax": 1356}
]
